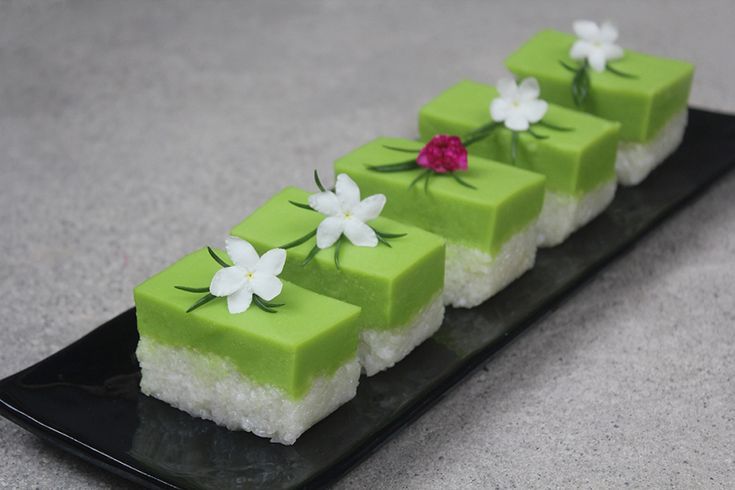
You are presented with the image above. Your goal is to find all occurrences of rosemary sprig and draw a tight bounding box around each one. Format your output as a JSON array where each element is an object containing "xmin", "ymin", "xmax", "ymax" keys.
[
  {"xmin": 527, "ymin": 128, "xmax": 549, "ymax": 140},
  {"xmin": 302, "ymin": 244, "xmax": 320, "ymax": 266},
  {"xmin": 461, "ymin": 121, "xmax": 502, "ymax": 147},
  {"xmin": 511, "ymin": 131, "xmax": 519, "ymax": 164},
  {"xmin": 373, "ymin": 229, "xmax": 408, "ymax": 239},
  {"xmin": 288, "ymin": 200, "xmax": 313, "ymax": 211},
  {"xmin": 333, "ymin": 236, "xmax": 343, "ymax": 270},
  {"xmin": 606, "ymin": 63, "xmax": 637, "ymax": 79},
  {"xmin": 314, "ymin": 169, "xmax": 326, "ymax": 192},
  {"xmin": 367, "ymin": 159, "xmax": 420, "ymax": 172},
  {"xmin": 561, "ymin": 58, "xmax": 637, "ymax": 107},
  {"xmin": 208, "ymin": 247, "xmax": 231, "ymax": 268},
  {"xmin": 252, "ymin": 295, "xmax": 284, "ymax": 313},
  {"xmin": 184, "ymin": 293, "xmax": 217, "ymax": 313},
  {"xmin": 408, "ymin": 169, "xmax": 431, "ymax": 190},
  {"xmin": 536, "ymin": 120, "xmax": 573, "ymax": 132},
  {"xmin": 451, "ymin": 172, "xmax": 476, "ymax": 189},
  {"xmin": 424, "ymin": 170, "xmax": 432, "ymax": 193},
  {"xmin": 382, "ymin": 144, "xmax": 421, "ymax": 153},
  {"xmin": 174, "ymin": 285, "xmax": 210, "ymax": 293},
  {"xmin": 280, "ymin": 228, "xmax": 317, "ymax": 249}
]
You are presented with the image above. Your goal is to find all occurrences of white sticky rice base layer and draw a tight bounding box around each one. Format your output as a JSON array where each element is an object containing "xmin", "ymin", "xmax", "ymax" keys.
[
  {"xmin": 537, "ymin": 180, "xmax": 617, "ymax": 248},
  {"xmin": 136, "ymin": 336, "xmax": 360, "ymax": 445},
  {"xmin": 360, "ymin": 293, "xmax": 445, "ymax": 377},
  {"xmin": 443, "ymin": 224, "xmax": 537, "ymax": 309},
  {"xmin": 616, "ymin": 109, "xmax": 688, "ymax": 186}
]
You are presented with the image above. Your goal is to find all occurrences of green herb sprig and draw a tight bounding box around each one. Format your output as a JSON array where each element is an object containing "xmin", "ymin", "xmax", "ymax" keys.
[
  {"xmin": 174, "ymin": 247, "xmax": 285, "ymax": 314},
  {"xmin": 283, "ymin": 171, "xmax": 407, "ymax": 270},
  {"xmin": 560, "ymin": 59, "xmax": 637, "ymax": 107},
  {"xmin": 365, "ymin": 137, "xmax": 479, "ymax": 192}
]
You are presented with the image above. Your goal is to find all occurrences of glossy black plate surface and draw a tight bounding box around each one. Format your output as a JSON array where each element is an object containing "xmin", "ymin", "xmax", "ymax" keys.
[{"xmin": 2, "ymin": 108, "xmax": 734, "ymax": 489}]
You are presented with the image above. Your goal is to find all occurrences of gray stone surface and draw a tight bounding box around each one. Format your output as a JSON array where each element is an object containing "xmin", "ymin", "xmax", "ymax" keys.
[{"xmin": 1, "ymin": 0, "xmax": 734, "ymax": 488}]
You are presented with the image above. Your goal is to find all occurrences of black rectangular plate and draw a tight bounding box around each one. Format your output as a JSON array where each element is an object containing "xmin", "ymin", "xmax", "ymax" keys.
[{"xmin": 2, "ymin": 108, "xmax": 734, "ymax": 489}]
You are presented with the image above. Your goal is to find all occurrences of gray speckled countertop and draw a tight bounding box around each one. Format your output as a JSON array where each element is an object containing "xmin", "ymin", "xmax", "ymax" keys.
[{"xmin": 1, "ymin": 1, "xmax": 734, "ymax": 488}]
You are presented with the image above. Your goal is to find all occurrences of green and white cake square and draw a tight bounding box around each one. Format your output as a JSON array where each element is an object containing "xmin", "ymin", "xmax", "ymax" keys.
[
  {"xmin": 419, "ymin": 78, "xmax": 620, "ymax": 247},
  {"xmin": 334, "ymin": 137, "xmax": 545, "ymax": 308},
  {"xmin": 505, "ymin": 21, "xmax": 694, "ymax": 186},
  {"xmin": 230, "ymin": 174, "xmax": 446, "ymax": 376},
  {"xmin": 134, "ymin": 244, "xmax": 362, "ymax": 445}
]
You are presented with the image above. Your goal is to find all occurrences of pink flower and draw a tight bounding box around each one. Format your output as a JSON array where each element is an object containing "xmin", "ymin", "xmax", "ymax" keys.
[{"xmin": 416, "ymin": 135, "xmax": 468, "ymax": 173}]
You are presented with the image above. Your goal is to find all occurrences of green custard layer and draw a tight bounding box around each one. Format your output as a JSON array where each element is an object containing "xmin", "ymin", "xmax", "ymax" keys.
[
  {"xmin": 334, "ymin": 137, "xmax": 545, "ymax": 255},
  {"xmin": 505, "ymin": 30, "xmax": 694, "ymax": 142},
  {"xmin": 419, "ymin": 80, "xmax": 620, "ymax": 197},
  {"xmin": 134, "ymin": 248, "xmax": 362, "ymax": 400},
  {"xmin": 230, "ymin": 187, "xmax": 445, "ymax": 332}
]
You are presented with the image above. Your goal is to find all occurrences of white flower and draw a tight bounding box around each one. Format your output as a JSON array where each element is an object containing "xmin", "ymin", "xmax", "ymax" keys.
[
  {"xmin": 570, "ymin": 20, "xmax": 624, "ymax": 72},
  {"xmin": 308, "ymin": 174, "xmax": 386, "ymax": 249},
  {"xmin": 209, "ymin": 237, "xmax": 286, "ymax": 314},
  {"xmin": 490, "ymin": 77, "xmax": 548, "ymax": 132}
]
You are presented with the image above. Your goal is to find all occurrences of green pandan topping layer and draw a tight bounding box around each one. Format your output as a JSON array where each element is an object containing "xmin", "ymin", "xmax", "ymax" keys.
[
  {"xmin": 505, "ymin": 30, "xmax": 693, "ymax": 142},
  {"xmin": 335, "ymin": 137, "xmax": 545, "ymax": 255},
  {"xmin": 419, "ymin": 80, "xmax": 620, "ymax": 197},
  {"xmin": 230, "ymin": 187, "xmax": 445, "ymax": 332},
  {"xmin": 134, "ymin": 248, "xmax": 361, "ymax": 399}
]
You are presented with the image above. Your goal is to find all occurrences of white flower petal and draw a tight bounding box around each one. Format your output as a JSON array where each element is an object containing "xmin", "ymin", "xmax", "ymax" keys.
[
  {"xmin": 599, "ymin": 21, "xmax": 618, "ymax": 43},
  {"xmin": 210, "ymin": 266, "xmax": 247, "ymax": 297},
  {"xmin": 573, "ymin": 20, "xmax": 600, "ymax": 42},
  {"xmin": 335, "ymin": 174, "xmax": 360, "ymax": 211},
  {"xmin": 496, "ymin": 78, "xmax": 518, "ymax": 99},
  {"xmin": 225, "ymin": 237, "xmax": 259, "ymax": 269},
  {"xmin": 255, "ymin": 248, "xmax": 286, "ymax": 276},
  {"xmin": 251, "ymin": 273, "xmax": 283, "ymax": 301},
  {"xmin": 518, "ymin": 78, "xmax": 540, "ymax": 101},
  {"xmin": 603, "ymin": 43, "xmax": 623, "ymax": 61},
  {"xmin": 522, "ymin": 99, "xmax": 548, "ymax": 123},
  {"xmin": 352, "ymin": 194, "xmax": 386, "ymax": 222},
  {"xmin": 504, "ymin": 111, "xmax": 530, "ymax": 132},
  {"xmin": 588, "ymin": 48, "xmax": 607, "ymax": 72},
  {"xmin": 316, "ymin": 216, "xmax": 344, "ymax": 249},
  {"xmin": 308, "ymin": 191, "xmax": 341, "ymax": 217},
  {"xmin": 344, "ymin": 220, "xmax": 378, "ymax": 247},
  {"xmin": 227, "ymin": 287, "xmax": 253, "ymax": 314},
  {"xmin": 570, "ymin": 40, "xmax": 592, "ymax": 60},
  {"xmin": 490, "ymin": 98, "xmax": 511, "ymax": 122}
]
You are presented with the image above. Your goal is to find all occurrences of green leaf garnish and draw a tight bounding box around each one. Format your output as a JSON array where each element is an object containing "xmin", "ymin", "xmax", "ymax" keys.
[
  {"xmin": 208, "ymin": 247, "xmax": 231, "ymax": 268},
  {"xmin": 462, "ymin": 121, "xmax": 501, "ymax": 147},
  {"xmin": 252, "ymin": 294, "xmax": 284, "ymax": 313},
  {"xmin": 560, "ymin": 59, "xmax": 590, "ymax": 107},
  {"xmin": 280, "ymin": 228, "xmax": 317, "ymax": 249},
  {"xmin": 536, "ymin": 120, "xmax": 573, "ymax": 132},
  {"xmin": 373, "ymin": 229, "xmax": 407, "ymax": 239},
  {"xmin": 559, "ymin": 60, "xmax": 579, "ymax": 73},
  {"xmin": 314, "ymin": 169, "xmax": 326, "ymax": 192},
  {"xmin": 367, "ymin": 159, "xmax": 419, "ymax": 172},
  {"xmin": 333, "ymin": 236, "xmax": 343, "ymax": 270},
  {"xmin": 302, "ymin": 244, "xmax": 320, "ymax": 266},
  {"xmin": 527, "ymin": 128, "xmax": 549, "ymax": 140},
  {"xmin": 382, "ymin": 144, "xmax": 421, "ymax": 154},
  {"xmin": 408, "ymin": 169, "xmax": 431, "ymax": 189},
  {"xmin": 451, "ymin": 172, "xmax": 477, "ymax": 189},
  {"xmin": 606, "ymin": 63, "xmax": 637, "ymax": 79},
  {"xmin": 175, "ymin": 285, "xmax": 210, "ymax": 293},
  {"xmin": 289, "ymin": 200, "xmax": 314, "ymax": 211},
  {"xmin": 376, "ymin": 234, "xmax": 392, "ymax": 247},
  {"xmin": 185, "ymin": 293, "xmax": 217, "ymax": 313}
]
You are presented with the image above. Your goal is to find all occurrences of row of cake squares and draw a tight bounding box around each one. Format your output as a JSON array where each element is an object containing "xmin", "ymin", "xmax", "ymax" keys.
[{"xmin": 134, "ymin": 22, "xmax": 693, "ymax": 444}]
